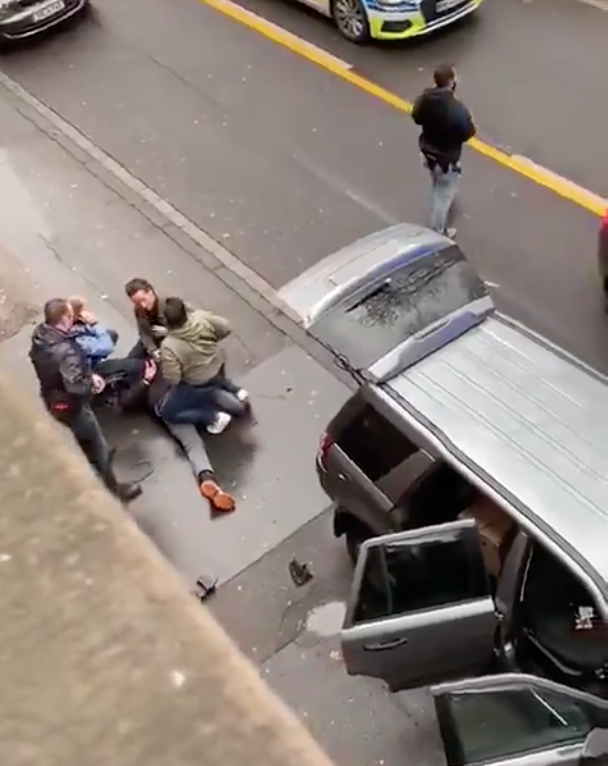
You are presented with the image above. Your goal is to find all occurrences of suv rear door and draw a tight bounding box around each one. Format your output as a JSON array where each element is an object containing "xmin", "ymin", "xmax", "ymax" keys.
[
  {"xmin": 432, "ymin": 673, "xmax": 606, "ymax": 766},
  {"xmin": 340, "ymin": 518, "xmax": 497, "ymax": 692},
  {"xmin": 321, "ymin": 390, "xmax": 422, "ymax": 525}
]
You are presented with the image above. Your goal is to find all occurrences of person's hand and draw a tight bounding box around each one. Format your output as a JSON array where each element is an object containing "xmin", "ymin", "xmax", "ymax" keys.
[
  {"xmin": 91, "ymin": 373, "xmax": 106, "ymax": 394},
  {"xmin": 143, "ymin": 359, "xmax": 157, "ymax": 383}
]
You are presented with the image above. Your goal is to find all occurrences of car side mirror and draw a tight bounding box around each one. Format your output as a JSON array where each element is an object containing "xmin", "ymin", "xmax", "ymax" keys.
[{"xmin": 581, "ymin": 729, "xmax": 608, "ymax": 765}]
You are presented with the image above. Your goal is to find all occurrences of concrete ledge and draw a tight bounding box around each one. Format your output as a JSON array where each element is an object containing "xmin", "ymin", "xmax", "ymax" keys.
[{"xmin": 0, "ymin": 366, "xmax": 337, "ymax": 766}]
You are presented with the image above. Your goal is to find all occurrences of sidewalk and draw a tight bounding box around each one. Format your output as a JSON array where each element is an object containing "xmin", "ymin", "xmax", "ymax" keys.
[{"xmin": 0, "ymin": 79, "xmax": 349, "ymax": 586}]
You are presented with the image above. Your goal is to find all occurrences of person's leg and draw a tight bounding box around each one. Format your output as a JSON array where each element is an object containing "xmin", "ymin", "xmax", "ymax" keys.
[
  {"xmin": 163, "ymin": 420, "xmax": 235, "ymax": 512},
  {"xmin": 429, "ymin": 165, "xmax": 460, "ymax": 235},
  {"xmin": 95, "ymin": 356, "xmax": 144, "ymax": 383},
  {"xmin": 156, "ymin": 384, "xmax": 222, "ymax": 428},
  {"xmin": 211, "ymin": 387, "xmax": 247, "ymax": 417},
  {"xmin": 200, "ymin": 368, "xmax": 249, "ymax": 415},
  {"xmin": 67, "ymin": 405, "xmax": 142, "ymax": 501},
  {"xmin": 127, "ymin": 340, "xmax": 148, "ymax": 359}
]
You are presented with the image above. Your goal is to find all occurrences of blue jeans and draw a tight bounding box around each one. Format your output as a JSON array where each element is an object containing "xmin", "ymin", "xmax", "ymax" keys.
[
  {"xmin": 428, "ymin": 162, "xmax": 460, "ymax": 234},
  {"xmin": 156, "ymin": 382, "xmax": 219, "ymax": 427},
  {"xmin": 155, "ymin": 379, "xmax": 245, "ymax": 426}
]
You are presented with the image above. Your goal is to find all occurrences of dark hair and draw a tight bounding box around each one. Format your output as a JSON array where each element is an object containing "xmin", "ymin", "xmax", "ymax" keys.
[
  {"xmin": 433, "ymin": 64, "xmax": 456, "ymax": 89},
  {"xmin": 164, "ymin": 297, "xmax": 188, "ymax": 330},
  {"xmin": 125, "ymin": 277, "xmax": 154, "ymax": 298},
  {"xmin": 44, "ymin": 298, "xmax": 70, "ymax": 326}
]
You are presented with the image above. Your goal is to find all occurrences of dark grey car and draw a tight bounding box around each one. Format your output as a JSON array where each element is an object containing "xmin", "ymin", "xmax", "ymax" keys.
[
  {"xmin": 0, "ymin": 0, "xmax": 88, "ymax": 43},
  {"xmin": 279, "ymin": 224, "xmax": 608, "ymax": 762}
]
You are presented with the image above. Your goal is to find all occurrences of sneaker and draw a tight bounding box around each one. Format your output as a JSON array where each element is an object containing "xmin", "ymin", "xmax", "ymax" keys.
[
  {"xmin": 199, "ymin": 478, "xmax": 236, "ymax": 513},
  {"xmin": 115, "ymin": 481, "xmax": 143, "ymax": 503},
  {"xmin": 207, "ymin": 411, "xmax": 232, "ymax": 435},
  {"xmin": 235, "ymin": 388, "xmax": 249, "ymax": 403}
]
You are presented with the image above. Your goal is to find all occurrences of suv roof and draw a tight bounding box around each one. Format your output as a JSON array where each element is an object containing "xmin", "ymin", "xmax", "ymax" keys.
[{"xmin": 382, "ymin": 313, "xmax": 608, "ymax": 596}]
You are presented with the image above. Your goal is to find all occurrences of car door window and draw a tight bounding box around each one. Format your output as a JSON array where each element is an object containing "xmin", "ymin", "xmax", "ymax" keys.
[
  {"xmin": 336, "ymin": 404, "xmax": 417, "ymax": 482},
  {"xmin": 438, "ymin": 685, "xmax": 592, "ymax": 765},
  {"xmin": 353, "ymin": 523, "xmax": 489, "ymax": 625}
]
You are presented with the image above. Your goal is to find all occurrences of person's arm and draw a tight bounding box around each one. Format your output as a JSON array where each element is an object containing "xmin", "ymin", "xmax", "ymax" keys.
[
  {"xmin": 118, "ymin": 377, "xmax": 149, "ymax": 412},
  {"xmin": 456, "ymin": 103, "xmax": 476, "ymax": 143},
  {"xmin": 135, "ymin": 311, "xmax": 158, "ymax": 356},
  {"xmin": 58, "ymin": 344, "xmax": 92, "ymax": 401},
  {"xmin": 411, "ymin": 94, "xmax": 426, "ymax": 125},
  {"xmin": 205, "ymin": 312, "xmax": 232, "ymax": 341},
  {"xmin": 75, "ymin": 324, "xmax": 115, "ymax": 360},
  {"xmin": 160, "ymin": 344, "xmax": 183, "ymax": 385}
]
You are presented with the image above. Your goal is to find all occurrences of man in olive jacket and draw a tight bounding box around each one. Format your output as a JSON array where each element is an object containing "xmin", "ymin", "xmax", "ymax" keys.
[{"xmin": 157, "ymin": 297, "xmax": 249, "ymax": 435}]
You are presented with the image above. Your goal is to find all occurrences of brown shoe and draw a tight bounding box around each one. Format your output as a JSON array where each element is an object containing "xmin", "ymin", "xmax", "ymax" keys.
[{"xmin": 199, "ymin": 479, "xmax": 235, "ymax": 513}]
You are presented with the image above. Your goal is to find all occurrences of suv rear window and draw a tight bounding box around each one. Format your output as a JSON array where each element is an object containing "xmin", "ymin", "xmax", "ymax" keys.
[
  {"xmin": 337, "ymin": 404, "xmax": 417, "ymax": 482},
  {"xmin": 314, "ymin": 245, "xmax": 486, "ymax": 370}
]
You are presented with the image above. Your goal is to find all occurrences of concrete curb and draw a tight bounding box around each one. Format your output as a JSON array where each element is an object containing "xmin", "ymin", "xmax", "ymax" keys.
[{"xmin": 0, "ymin": 69, "xmax": 353, "ymax": 389}]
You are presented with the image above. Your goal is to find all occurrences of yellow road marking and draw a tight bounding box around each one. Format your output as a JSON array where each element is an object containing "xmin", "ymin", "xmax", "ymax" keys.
[{"xmin": 198, "ymin": 0, "xmax": 606, "ymax": 217}]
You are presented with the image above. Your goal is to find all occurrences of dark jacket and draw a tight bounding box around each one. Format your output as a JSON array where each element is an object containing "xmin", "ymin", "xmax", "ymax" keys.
[
  {"xmin": 412, "ymin": 87, "xmax": 476, "ymax": 167},
  {"xmin": 134, "ymin": 296, "xmax": 169, "ymax": 356},
  {"xmin": 119, "ymin": 365, "xmax": 171, "ymax": 413},
  {"xmin": 29, "ymin": 323, "xmax": 93, "ymax": 413}
]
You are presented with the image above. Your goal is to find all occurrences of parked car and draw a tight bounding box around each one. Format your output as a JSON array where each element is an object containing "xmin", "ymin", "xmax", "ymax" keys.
[
  {"xmin": 292, "ymin": 0, "xmax": 484, "ymax": 44},
  {"xmin": 0, "ymin": 0, "xmax": 88, "ymax": 44},
  {"xmin": 278, "ymin": 224, "xmax": 608, "ymax": 709},
  {"xmin": 599, "ymin": 209, "xmax": 608, "ymax": 310}
]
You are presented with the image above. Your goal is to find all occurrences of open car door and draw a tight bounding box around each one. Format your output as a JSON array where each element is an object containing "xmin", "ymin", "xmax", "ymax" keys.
[
  {"xmin": 431, "ymin": 673, "xmax": 608, "ymax": 766},
  {"xmin": 340, "ymin": 518, "xmax": 497, "ymax": 692}
]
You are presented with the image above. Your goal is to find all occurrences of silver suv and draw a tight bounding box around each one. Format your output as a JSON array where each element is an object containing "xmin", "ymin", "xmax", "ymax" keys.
[{"xmin": 279, "ymin": 225, "xmax": 608, "ymax": 748}]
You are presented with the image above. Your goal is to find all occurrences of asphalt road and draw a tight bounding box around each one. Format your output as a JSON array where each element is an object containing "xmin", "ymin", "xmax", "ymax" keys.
[
  {"xmin": 217, "ymin": 0, "xmax": 608, "ymax": 196},
  {"xmin": 1, "ymin": 0, "xmax": 605, "ymax": 369},
  {"xmin": 0, "ymin": 2, "xmax": 607, "ymax": 765}
]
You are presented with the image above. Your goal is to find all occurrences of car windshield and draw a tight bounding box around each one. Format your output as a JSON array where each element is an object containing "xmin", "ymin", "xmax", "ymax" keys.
[{"xmin": 312, "ymin": 245, "xmax": 487, "ymax": 370}]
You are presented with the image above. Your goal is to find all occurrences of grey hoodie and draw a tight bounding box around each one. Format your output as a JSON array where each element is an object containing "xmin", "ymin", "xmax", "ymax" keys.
[{"xmin": 160, "ymin": 309, "xmax": 231, "ymax": 386}]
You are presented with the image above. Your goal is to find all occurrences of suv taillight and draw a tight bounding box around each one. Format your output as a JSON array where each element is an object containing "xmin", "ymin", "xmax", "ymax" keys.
[
  {"xmin": 601, "ymin": 210, "xmax": 608, "ymax": 231},
  {"xmin": 318, "ymin": 431, "xmax": 332, "ymax": 466}
]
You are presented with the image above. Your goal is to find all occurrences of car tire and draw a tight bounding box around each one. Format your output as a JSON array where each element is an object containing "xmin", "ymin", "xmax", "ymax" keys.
[
  {"xmin": 331, "ymin": 0, "xmax": 370, "ymax": 44},
  {"xmin": 345, "ymin": 518, "xmax": 374, "ymax": 565}
]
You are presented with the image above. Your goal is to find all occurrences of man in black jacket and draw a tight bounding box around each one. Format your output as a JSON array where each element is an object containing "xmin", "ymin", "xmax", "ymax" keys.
[
  {"xmin": 29, "ymin": 298, "xmax": 142, "ymax": 503},
  {"xmin": 412, "ymin": 64, "xmax": 476, "ymax": 237}
]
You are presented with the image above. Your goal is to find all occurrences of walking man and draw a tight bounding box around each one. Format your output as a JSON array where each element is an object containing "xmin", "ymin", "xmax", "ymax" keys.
[
  {"xmin": 29, "ymin": 298, "xmax": 142, "ymax": 503},
  {"xmin": 412, "ymin": 64, "xmax": 476, "ymax": 237}
]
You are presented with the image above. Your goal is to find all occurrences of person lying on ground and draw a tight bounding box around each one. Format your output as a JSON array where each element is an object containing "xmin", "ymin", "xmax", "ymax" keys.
[
  {"xmin": 160, "ymin": 296, "xmax": 249, "ymax": 434},
  {"xmin": 119, "ymin": 357, "xmax": 235, "ymax": 513},
  {"xmin": 29, "ymin": 298, "xmax": 142, "ymax": 503},
  {"xmin": 68, "ymin": 296, "xmax": 144, "ymax": 386}
]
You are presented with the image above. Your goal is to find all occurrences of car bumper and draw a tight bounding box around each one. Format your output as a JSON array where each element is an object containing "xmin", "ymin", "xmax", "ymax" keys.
[
  {"xmin": 0, "ymin": 0, "xmax": 87, "ymax": 41},
  {"xmin": 367, "ymin": 0, "xmax": 483, "ymax": 40}
]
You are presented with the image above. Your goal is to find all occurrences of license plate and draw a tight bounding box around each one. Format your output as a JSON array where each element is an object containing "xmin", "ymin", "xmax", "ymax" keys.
[
  {"xmin": 436, "ymin": 0, "xmax": 462, "ymax": 11},
  {"xmin": 33, "ymin": 0, "xmax": 65, "ymax": 22}
]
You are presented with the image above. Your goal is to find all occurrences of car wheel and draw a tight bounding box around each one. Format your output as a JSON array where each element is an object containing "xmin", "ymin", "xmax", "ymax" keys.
[{"xmin": 331, "ymin": 0, "xmax": 370, "ymax": 44}]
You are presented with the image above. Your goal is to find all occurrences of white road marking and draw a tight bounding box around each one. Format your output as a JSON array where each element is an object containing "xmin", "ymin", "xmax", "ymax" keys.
[{"xmin": 575, "ymin": 0, "xmax": 608, "ymax": 11}]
